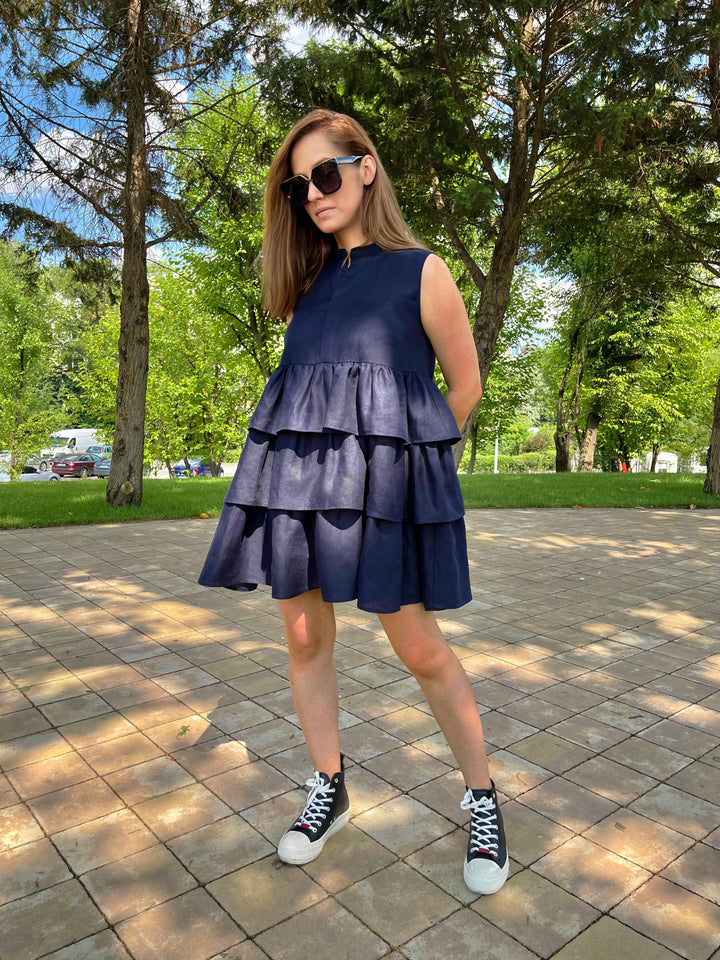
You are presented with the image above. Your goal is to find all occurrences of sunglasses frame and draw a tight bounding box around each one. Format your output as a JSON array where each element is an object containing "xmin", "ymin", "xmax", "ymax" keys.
[{"xmin": 281, "ymin": 155, "xmax": 364, "ymax": 208}]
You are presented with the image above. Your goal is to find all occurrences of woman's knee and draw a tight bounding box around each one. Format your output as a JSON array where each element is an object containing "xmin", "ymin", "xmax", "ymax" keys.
[
  {"xmin": 378, "ymin": 606, "xmax": 451, "ymax": 680},
  {"xmin": 277, "ymin": 589, "xmax": 336, "ymax": 662},
  {"xmin": 397, "ymin": 640, "xmax": 451, "ymax": 680}
]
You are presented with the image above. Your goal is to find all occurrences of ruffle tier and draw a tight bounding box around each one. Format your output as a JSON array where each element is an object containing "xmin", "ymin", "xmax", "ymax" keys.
[
  {"xmin": 198, "ymin": 506, "xmax": 472, "ymax": 613},
  {"xmin": 199, "ymin": 358, "xmax": 472, "ymax": 612},
  {"xmin": 224, "ymin": 430, "xmax": 464, "ymax": 524},
  {"xmin": 249, "ymin": 360, "xmax": 462, "ymax": 445}
]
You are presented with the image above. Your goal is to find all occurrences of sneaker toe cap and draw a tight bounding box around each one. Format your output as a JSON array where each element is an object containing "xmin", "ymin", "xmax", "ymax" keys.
[
  {"xmin": 464, "ymin": 855, "xmax": 509, "ymax": 895},
  {"xmin": 277, "ymin": 830, "xmax": 312, "ymax": 861}
]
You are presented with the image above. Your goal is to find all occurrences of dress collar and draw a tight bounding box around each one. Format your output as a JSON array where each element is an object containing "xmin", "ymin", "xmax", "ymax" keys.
[{"xmin": 332, "ymin": 242, "xmax": 383, "ymax": 262}]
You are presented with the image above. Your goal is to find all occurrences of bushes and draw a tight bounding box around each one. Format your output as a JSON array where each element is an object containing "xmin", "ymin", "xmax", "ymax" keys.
[{"xmin": 468, "ymin": 451, "xmax": 556, "ymax": 473}]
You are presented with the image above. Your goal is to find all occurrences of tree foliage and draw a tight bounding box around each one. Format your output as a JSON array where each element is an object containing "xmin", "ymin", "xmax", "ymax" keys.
[
  {"xmin": 0, "ymin": 0, "xmax": 281, "ymax": 505},
  {"xmin": 169, "ymin": 84, "xmax": 285, "ymax": 382},
  {"xmin": 73, "ymin": 264, "xmax": 274, "ymax": 473},
  {"xmin": 267, "ymin": 1, "xmax": 685, "ymax": 466},
  {"xmin": 0, "ymin": 242, "xmax": 65, "ymax": 474}
]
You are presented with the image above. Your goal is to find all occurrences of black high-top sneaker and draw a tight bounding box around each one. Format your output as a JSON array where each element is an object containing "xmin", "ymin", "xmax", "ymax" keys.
[
  {"xmin": 277, "ymin": 754, "xmax": 350, "ymax": 865},
  {"xmin": 460, "ymin": 779, "xmax": 509, "ymax": 894}
]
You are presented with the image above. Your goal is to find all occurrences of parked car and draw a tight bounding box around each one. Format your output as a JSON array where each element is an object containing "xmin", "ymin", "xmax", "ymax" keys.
[
  {"xmin": 0, "ymin": 467, "xmax": 61, "ymax": 482},
  {"xmin": 37, "ymin": 428, "xmax": 100, "ymax": 469},
  {"xmin": 93, "ymin": 457, "xmax": 112, "ymax": 478},
  {"xmin": 51, "ymin": 453, "xmax": 104, "ymax": 478},
  {"xmin": 172, "ymin": 459, "xmax": 223, "ymax": 478},
  {"xmin": 84, "ymin": 443, "xmax": 113, "ymax": 458}
]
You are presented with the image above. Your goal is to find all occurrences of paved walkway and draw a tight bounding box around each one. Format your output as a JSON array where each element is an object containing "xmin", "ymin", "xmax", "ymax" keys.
[{"xmin": 1, "ymin": 509, "xmax": 719, "ymax": 960}]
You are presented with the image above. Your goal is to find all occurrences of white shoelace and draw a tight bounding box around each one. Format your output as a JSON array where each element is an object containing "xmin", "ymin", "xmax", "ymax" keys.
[
  {"xmin": 461, "ymin": 789, "xmax": 499, "ymax": 857},
  {"xmin": 294, "ymin": 772, "xmax": 336, "ymax": 831}
]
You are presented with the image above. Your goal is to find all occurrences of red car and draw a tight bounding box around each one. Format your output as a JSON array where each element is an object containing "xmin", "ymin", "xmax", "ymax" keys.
[{"xmin": 51, "ymin": 453, "xmax": 104, "ymax": 478}]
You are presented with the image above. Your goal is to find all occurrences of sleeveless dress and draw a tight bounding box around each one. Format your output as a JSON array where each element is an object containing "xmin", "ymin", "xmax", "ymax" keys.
[{"xmin": 198, "ymin": 243, "xmax": 472, "ymax": 614}]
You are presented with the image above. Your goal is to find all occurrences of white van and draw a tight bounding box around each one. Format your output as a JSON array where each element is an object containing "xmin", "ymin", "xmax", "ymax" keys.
[{"xmin": 37, "ymin": 429, "xmax": 100, "ymax": 470}]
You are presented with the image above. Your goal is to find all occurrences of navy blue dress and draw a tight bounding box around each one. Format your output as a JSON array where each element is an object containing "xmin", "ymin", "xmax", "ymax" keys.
[{"xmin": 198, "ymin": 243, "xmax": 472, "ymax": 613}]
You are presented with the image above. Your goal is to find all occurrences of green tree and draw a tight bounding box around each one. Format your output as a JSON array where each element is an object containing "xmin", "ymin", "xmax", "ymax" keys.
[
  {"xmin": 542, "ymin": 287, "xmax": 719, "ymax": 471},
  {"xmin": 169, "ymin": 85, "xmax": 284, "ymax": 383},
  {"xmin": 461, "ymin": 272, "xmax": 550, "ymax": 473},
  {"xmin": 0, "ymin": 0, "xmax": 280, "ymax": 505},
  {"xmin": 0, "ymin": 243, "xmax": 64, "ymax": 475},
  {"xmin": 74, "ymin": 265, "xmax": 273, "ymax": 473},
  {"xmin": 267, "ymin": 1, "xmax": 678, "ymax": 465},
  {"xmin": 596, "ymin": 295, "xmax": 720, "ymax": 469},
  {"xmin": 551, "ymin": 0, "xmax": 720, "ymax": 485},
  {"xmin": 529, "ymin": 104, "xmax": 720, "ymax": 471}
]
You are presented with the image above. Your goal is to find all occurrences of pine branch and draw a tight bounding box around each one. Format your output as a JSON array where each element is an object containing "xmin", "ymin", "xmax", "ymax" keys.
[
  {"xmin": 433, "ymin": 12, "xmax": 506, "ymax": 200},
  {"xmin": 0, "ymin": 87, "xmax": 120, "ymax": 228},
  {"xmin": 430, "ymin": 170, "xmax": 486, "ymax": 290}
]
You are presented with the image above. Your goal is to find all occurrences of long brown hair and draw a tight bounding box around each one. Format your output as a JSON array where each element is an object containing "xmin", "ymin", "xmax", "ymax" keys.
[{"xmin": 262, "ymin": 109, "xmax": 426, "ymax": 318}]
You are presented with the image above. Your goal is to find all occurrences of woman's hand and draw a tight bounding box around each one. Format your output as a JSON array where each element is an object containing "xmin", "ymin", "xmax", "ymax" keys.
[{"xmin": 420, "ymin": 255, "xmax": 483, "ymax": 430}]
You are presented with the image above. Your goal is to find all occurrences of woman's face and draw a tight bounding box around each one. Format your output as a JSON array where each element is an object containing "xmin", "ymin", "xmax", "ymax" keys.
[{"xmin": 289, "ymin": 129, "xmax": 375, "ymax": 249}]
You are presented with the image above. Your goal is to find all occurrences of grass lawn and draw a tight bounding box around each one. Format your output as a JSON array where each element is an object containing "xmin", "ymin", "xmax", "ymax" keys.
[
  {"xmin": 0, "ymin": 472, "xmax": 718, "ymax": 530},
  {"xmin": 0, "ymin": 478, "xmax": 232, "ymax": 530},
  {"xmin": 459, "ymin": 471, "xmax": 720, "ymax": 509}
]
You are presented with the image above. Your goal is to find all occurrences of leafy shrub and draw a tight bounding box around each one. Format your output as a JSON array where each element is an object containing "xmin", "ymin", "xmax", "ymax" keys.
[
  {"xmin": 469, "ymin": 451, "xmax": 556, "ymax": 473},
  {"xmin": 521, "ymin": 425, "xmax": 554, "ymax": 453}
]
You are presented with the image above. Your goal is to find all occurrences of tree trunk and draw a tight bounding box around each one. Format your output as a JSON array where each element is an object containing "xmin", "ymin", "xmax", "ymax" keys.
[
  {"xmin": 554, "ymin": 350, "xmax": 573, "ymax": 474},
  {"xmin": 451, "ymin": 18, "xmax": 537, "ymax": 468},
  {"xmin": 453, "ymin": 196, "xmax": 527, "ymax": 466},
  {"xmin": 650, "ymin": 443, "xmax": 660, "ymax": 472},
  {"xmin": 578, "ymin": 410, "xmax": 601, "ymax": 472},
  {"xmin": 555, "ymin": 430, "xmax": 571, "ymax": 473},
  {"xmin": 617, "ymin": 437, "xmax": 630, "ymax": 473},
  {"xmin": 704, "ymin": 374, "xmax": 720, "ymax": 494},
  {"xmin": 106, "ymin": 0, "xmax": 150, "ymax": 508},
  {"xmin": 467, "ymin": 421, "xmax": 478, "ymax": 474}
]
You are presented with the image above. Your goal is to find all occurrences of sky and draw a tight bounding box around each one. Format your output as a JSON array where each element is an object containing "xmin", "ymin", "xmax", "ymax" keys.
[{"xmin": 0, "ymin": 17, "xmax": 333, "ymax": 242}]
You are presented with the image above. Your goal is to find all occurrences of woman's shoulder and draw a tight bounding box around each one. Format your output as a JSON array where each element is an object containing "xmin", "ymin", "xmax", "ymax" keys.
[
  {"xmin": 381, "ymin": 245, "xmax": 432, "ymax": 262},
  {"xmin": 372, "ymin": 245, "xmax": 434, "ymax": 276}
]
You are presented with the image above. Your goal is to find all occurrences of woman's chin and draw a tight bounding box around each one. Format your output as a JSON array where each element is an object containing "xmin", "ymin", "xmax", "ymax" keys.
[{"xmin": 311, "ymin": 215, "xmax": 337, "ymax": 234}]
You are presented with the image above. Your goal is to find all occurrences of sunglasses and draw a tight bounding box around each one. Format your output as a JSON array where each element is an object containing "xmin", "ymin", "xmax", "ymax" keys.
[{"xmin": 281, "ymin": 156, "xmax": 364, "ymax": 208}]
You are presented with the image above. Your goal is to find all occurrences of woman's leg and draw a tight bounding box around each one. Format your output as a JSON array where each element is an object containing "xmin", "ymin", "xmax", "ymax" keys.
[
  {"xmin": 276, "ymin": 588, "xmax": 341, "ymax": 776},
  {"xmin": 377, "ymin": 602, "xmax": 491, "ymax": 790},
  {"xmin": 379, "ymin": 602, "xmax": 508, "ymax": 894}
]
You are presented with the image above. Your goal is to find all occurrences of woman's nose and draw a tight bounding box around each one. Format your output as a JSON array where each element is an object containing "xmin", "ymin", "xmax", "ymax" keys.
[{"xmin": 306, "ymin": 180, "xmax": 324, "ymax": 202}]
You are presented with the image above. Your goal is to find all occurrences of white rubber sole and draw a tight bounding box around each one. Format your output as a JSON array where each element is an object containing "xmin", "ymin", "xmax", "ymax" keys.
[
  {"xmin": 463, "ymin": 855, "xmax": 509, "ymax": 895},
  {"xmin": 277, "ymin": 808, "xmax": 351, "ymax": 865}
]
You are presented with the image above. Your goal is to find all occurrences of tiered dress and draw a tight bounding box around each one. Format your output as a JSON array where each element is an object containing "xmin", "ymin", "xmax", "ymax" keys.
[{"xmin": 198, "ymin": 243, "xmax": 472, "ymax": 613}]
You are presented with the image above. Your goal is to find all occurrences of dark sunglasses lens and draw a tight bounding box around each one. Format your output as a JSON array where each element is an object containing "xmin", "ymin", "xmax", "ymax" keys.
[
  {"xmin": 282, "ymin": 176, "xmax": 309, "ymax": 208},
  {"xmin": 312, "ymin": 159, "xmax": 342, "ymax": 195}
]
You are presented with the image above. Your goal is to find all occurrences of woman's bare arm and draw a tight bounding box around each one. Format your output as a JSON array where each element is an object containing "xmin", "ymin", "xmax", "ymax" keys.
[{"xmin": 420, "ymin": 254, "xmax": 482, "ymax": 430}]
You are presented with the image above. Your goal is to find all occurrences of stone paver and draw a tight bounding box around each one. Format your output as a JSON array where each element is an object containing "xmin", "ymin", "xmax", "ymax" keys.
[
  {"xmin": 0, "ymin": 878, "xmax": 106, "ymax": 960},
  {"xmin": 1, "ymin": 508, "xmax": 719, "ymax": 959},
  {"xmin": 583, "ymin": 808, "xmax": 694, "ymax": 872},
  {"xmin": 403, "ymin": 909, "xmax": 538, "ymax": 960},
  {"xmin": 255, "ymin": 898, "xmax": 387, "ymax": 960},
  {"xmin": 167, "ymin": 815, "xmax": 274, "ymax": 882},
  {"xmin": 116, "ymin": 888, "xmax": 242, "ymax": 960},
  {"xmin": 612, "ymin": 876, "xmax": 720, "ymax": 960},
  {"xmin": 37, "ymin": 929, "xmax": 133, "ymax": 960},
  {"xmin": 351, "ymin": 794, "xmax": 454, "ymax": 856},
  {"xmin": 473, "ymin": 869, "xmax": 600, "ymax": 958},
  {"xmin": 0, "ymin": 837, "xmax": 71, "ymax": 905},
  {"xmin": 28, "ymin": 777, "xmax": 124, "ymax": 833},
  {"xmin": 661, "ymin": 842, "xmax": 720, "ymax": 906},
  {"xmin": 551, "ymin": 916, "xmax": 680, "ymax": 960},
  {"xmin": 531, "ymin": 835, "xmax": 652, "ymax": 910},
  {"xmin": 81, "ymin": 844, "xmax": 197, "ymax": 923},
  {"xmin": 336, "ymin": 860, "xmax": 457, "ymax": 943},
  {"xmin": 207, "ymin": 855, "xmax": 327, "ymax": 937}
]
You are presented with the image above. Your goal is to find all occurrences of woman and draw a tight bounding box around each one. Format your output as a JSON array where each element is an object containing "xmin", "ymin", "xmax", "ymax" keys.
[{"xmin": 199, "ymin": 109, "xmax": 508, "ymax": 895}]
